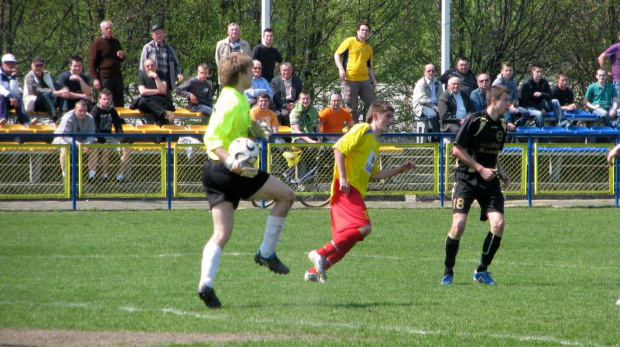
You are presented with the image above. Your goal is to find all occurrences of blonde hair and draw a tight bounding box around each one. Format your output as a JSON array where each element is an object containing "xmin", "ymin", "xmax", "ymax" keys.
[{"xmin": 219, "ymin": 53, "xmax": 252, "ymax": 87}]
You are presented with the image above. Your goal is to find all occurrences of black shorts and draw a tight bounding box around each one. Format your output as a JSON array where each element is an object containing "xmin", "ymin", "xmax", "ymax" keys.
[
  {"xmin": 451, "ymin": 171, "xmax": 504, "ymax": 216},
  {"xmin": 201, "ymin": 159, "xmax": 270, "ymax": 210}
]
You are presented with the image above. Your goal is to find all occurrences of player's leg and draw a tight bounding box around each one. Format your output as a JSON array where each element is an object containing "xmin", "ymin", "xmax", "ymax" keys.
[
  {"xmin": 473, "ymin": 191, "xmax": 505, "ymax": 285},
  {"xmin": 250, "ymin": 175, "xmax": 295, "ymax": 274}
]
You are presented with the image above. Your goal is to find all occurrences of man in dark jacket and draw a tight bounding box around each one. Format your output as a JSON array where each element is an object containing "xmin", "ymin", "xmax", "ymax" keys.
[
  {"xmin": 438, "ymin": 76, "xmax": 474, "ymax": 133},
  {"xmin": 270, "ymin": 62, "xmax": 302, "ymax": 126},
  {"xmin": 519, "ymin": 64, "xmax": 565, "ymax": 127}
]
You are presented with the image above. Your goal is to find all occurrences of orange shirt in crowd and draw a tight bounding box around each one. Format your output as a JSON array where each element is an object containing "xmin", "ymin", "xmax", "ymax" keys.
[
  {"xmin": 319, "ymin": 107, "xmax": 353, "ymax": 133},
  {"xmin": 251, "ymin": 106, "xmax": 279, "ymax": 130}
]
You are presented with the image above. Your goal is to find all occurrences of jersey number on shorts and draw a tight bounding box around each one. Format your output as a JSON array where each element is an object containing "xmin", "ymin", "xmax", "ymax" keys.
[{"xmin": 453, "ymin": 197, "xmax": 465, "ymax": 210}]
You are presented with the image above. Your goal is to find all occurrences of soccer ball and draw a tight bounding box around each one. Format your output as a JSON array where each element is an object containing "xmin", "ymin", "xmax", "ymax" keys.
[{"xmin": 228, "ymin": 137, "xmax": 259, "ymax": 165}]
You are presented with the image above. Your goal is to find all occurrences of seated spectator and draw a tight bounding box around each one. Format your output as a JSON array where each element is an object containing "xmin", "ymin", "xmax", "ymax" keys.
[
  {"xmin": 23, "ymin": 56, "xmax": 68, "ymax": 122},
  {"xmin": 57, "ymin": 56, "xmax": 92, "ymax": 112},
  {"xmin": 551, "ymin": 71, "xmax": 577, "ymax": 112},
  {"xmin": 140, "ymin": 24, "xmax": 184, "ymax": 93},
  {"xmin": 438, "ymin": 76, "xmax": 474, "ymax": 133},
  {"xmin": 290, "ymin": 91, "xmax": 321, "ymax": 143},
  {"xmin": 519, "ymin": 64, "xmax": 565, "ymax": 127},
  {"xmin": 133, "ymin": 58, "xmax": 175, "ymax": 126},
  {"xmin": 412, "ymin": 64, "xmax": 443, "ymax": 134},
  {"xmin": 584, "ymin": 69, "xmax": 618, "ymax": 127},
  {"xmin": 251, "ymin": 93, "xmax": 280, "ymax": 139},
  {"xmin": 271, "ymin": 62, "xmax": 303, "ymax": 126},
  {"xmin": 438, "ymin": 57, "xmax": 476, "ymax": 94},
  {"xmin": 52, "ymin": 100, "xmax": 96, "ymax": 178},
  {"xmin": 470, "ymin": 73, "xmax": 491, "ymax": 111},
  {"xmin": 492, "ymin": 62, "xmax": 530, "ymax": 131},
  {"xmin": 174, "ymin": 63, "xmax": 214, "ymax": 119},
  {"xmin": 89, "ymin": 89, "xmax": 130, "ymax": 181},
  {"xmin": 0, "ymin": 53, "xmax": 37, "ymax": 127},
  {"xmin": 319, "ymin": 92, "xmax": 353, "ymax": 143},
  {"xmin": 244, "ymin": 60, "xmax": 273, "ymax": 107}
]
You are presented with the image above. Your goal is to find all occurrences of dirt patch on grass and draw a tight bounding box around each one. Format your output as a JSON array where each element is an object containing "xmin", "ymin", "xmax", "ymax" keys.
[{"xmin": 0, "ymin": 329, "xmax": 291, "ymax": 346}]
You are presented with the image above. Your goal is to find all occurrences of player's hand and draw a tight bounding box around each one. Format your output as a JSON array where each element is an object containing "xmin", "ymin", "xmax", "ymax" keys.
[
  {"xmin": 478, "ymin": 167, "xmax": 498, "ymax": 181},
  {"xmin": 498, "ymin": 170, "xmax": 511, "ymax": 188},
  {"xmin": 225, "ymin": 156, "xmax": 258, "ymax": 178},
  {"xmin": 398, "ymin": 161, "xmax": 416, "ymax": 173},
  {"xmin": 607, "ymin": 148, "xmax": 620, "ymax": 165},
  {"xmin": 248, "ymin": 120, "xmax": 268, "ymax": 140},
  {"xmin": 189, "ymin": 93, "xmax": 198, "ymax": 104},
  {"xmin": 339, "ymin": 177, "xmax": 350, "ymax": 195}
]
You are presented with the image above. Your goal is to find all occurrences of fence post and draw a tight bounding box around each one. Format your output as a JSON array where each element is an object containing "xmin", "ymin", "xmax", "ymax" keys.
[
  {"xmin": 71, "ymin": 135, "xmax": 77, "ymax": 210},
  {"xmin": 439, "ymin": 133, "xmax": 445, "ymax": 207},
  {"xmin": 526, "ymin": 135, "xmax": 533, "ymax": 206},
  {"xmin": 166, "ymin": 135, "xmax": 172, "ymax": 210}
]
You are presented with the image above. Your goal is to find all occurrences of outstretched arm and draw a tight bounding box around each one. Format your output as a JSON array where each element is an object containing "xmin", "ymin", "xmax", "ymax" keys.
[{"xmin": 370, "ymin": 161, "xmax": 415, "ymax": 181}]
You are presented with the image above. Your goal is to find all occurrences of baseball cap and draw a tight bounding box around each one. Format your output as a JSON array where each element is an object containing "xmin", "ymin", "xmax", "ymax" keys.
[
  {"xmin": 151, "ymin": 24, "xmax": 163, "ymax": 31},
  {"xmin": 31, "ymin": 56, "xmax": 45, "ymax": 65},
  {"xmin": 1, "ymin": 54, "xmax": 17, "ymax": 63}
]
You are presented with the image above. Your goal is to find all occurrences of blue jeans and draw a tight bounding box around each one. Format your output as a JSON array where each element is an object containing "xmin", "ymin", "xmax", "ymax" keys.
[
  {"xmin": 591, "ymin": 106, "xmax": 614, "ymax": 127},
  {"xmin": 504, "ymin": 107, "xmax": 531, "ymax": 126},
  {"xmin": 0, "ymin": 93, "xmax": 30, "ymax": 125},
  {"xmin": 526, "ymin": 99, "xmax": 564, "ymax": 127},
  {"xmin": 191, "ymin": 104, "xmax": 213, "ymax": 117},
  {"xmin": 34, "ymin": 91, "xmax": 61, "ymax": 117},
  {"xmin": 614, "ymin": 81, "xmax": 620, "ymax": 101},
  {"xmin": 419, "ymin": 105, "xmax": 440, "ymax": 133}
]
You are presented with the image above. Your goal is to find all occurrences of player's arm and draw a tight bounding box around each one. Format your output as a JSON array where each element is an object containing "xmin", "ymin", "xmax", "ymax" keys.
[
  {"xmin": 370, "ymin": 161, "xmax": 415, "ymax": 181},
  {"xmin": 607, "ymin": 143, "xmax": 620, "ymax": 165},
  {"xmin": 334, "ymin": 148, "xmax": 350, "ymax": 194},
  {"xmin": 452, "ymin": 143, "xmax": 497, "ymax": 181}
]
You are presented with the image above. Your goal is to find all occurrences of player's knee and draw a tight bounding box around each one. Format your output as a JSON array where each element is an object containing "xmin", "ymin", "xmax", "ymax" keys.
[
  {"xmin": 490, "ymin": 219, "xmax": 505, "ymax": 234},
  {"xmin": 276, "ymin": 187, "xmax": 295, "ymax": 207}
]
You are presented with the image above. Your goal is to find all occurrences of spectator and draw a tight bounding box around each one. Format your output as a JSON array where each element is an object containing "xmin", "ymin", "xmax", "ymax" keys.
[
  {"xmin": 58, "ymin": 56, "xmax": 92, "ymax": 112},
  {"xmin": 583, "ymin": 69, "xmax": 618, "ymax": 127},
  {"xmin": 492, "ymin": 62, "xmax": 530, "ymax": 131},
  {"xmin": 598, "ymin": 32, "xmax": 620, "ymax": 100},
  {"xmin": 133, "ymin": 58, "xmax": 175, "ymax": 126},
  {"xmin": 250, "ymin": 93, "xmax": 279, "ymax": 135},
  {"xmin": 551, "ymin": 71, "xmax": 577, "ymax": 112},
  {"xmin": 319, "ymin": 92, "xmax": 353, "ymax": 143},
  {"xmin": 174, "ymin": 63, "xmax": 214, "ymax": 119},
  {"xmin": 23, "ymin": 56, "xmax": 66, "ymax": 122},
  {"xmin": 519, "ymin": 64, "xmax": 565, "ymax": 127},
  {"xmin": 52, "ymin": 100, "xmax": 96, "ymax": 178},
  {"xmin": 438, "ymin": 76, "xmax": 474, "ymax": 133},
  {"xmin": 0, "ymin": 53, "xmax": 37, "ymax": 127},
  {"xmin": 244, "ymin": 60, "xmax": 273, "ymax": 106},
  {"xmin": 251, "ymin": 28, "xmax": 283, "ymax": 82},
  {"xmin": 290, "ymin": 91, "xmax": 321, "ymax": 143},
  {"xmin": 470, "ymin": 73, "xmax": 491, "ymax": 111},
  {"xmin": 89, "ymin": 20, "xmax": 126, "ymax": 107},
  {"xmin": 215, "ymin": 23, "xmax": 251, "ymax": 68},
  {"xmin": 438, "ymin": 57, "xmax": 477, "ymax": 95},
  {"xmin": 139, "ymin": 24, "xmax": 183, "ymax": 92},
  {"xmin": 412, "ymin": 63, "xmax": 443, "ymax": 134},
  {"xmin": 334, "ymin": 23, "xmax": 377, "ymax": 123},
  {"xmin": 89, "ymin": 89, "xmax": 130, "ymax": 181},
  {"xmin": 271, "ymin": 62, "xmax": 303, "ymax": 126}
]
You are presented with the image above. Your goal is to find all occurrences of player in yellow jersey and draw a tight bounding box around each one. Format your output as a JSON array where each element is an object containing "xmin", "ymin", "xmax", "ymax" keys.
[
  {"xmin": 197, "ymin": 53, "xmax": 295, "ymax": 308},
  {"xmin": 305, "ymin": 101, "xmax": 415, "ymax": 282}
]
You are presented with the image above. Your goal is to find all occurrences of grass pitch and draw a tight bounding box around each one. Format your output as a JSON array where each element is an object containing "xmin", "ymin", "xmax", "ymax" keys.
[{"xmin": 1, "ymin": 207, "xmax": 619, "ymax": 346}]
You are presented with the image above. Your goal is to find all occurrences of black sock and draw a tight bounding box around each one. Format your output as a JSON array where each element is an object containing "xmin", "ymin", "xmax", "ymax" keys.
[
  {"xmin": 477, "ymin": 231, "xmax": 502, "ymax": 272},
  {"xmin": 444, "ymin": 235, "xmax": 460, "ymax": 276}
]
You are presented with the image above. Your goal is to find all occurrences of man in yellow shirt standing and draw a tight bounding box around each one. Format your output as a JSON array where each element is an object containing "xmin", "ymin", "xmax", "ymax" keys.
[{"xmin": 334, "ymin": 23, "xmax": 378, "ymax": 123}]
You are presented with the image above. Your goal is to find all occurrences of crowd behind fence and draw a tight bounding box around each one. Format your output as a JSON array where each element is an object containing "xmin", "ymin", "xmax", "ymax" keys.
[{"xmin": 0, "ymin": 132, "xmax": 619, "ymax": 209}]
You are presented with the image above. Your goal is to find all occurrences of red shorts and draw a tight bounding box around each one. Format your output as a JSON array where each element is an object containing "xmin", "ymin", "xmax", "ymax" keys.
[{"xmin": 330, "ymin": 181, "xmax": 370, "ymax": 237}]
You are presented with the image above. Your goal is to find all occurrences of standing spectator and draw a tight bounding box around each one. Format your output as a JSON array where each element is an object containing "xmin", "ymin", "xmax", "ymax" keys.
[
  {"xmin": 0, "ymin": 54, "xmax": 37, "ymax": 126},
  {"xmin": 134, "ymin": 58, "xmax": 175, "ymax": 126},
  {"xmin": 290, "ymin": 91, "xmax": 321, "ymax": 144},
  {"xmin": 89, "ymin": 20, "xmax": 126, "ymax": 107},
  {"xmin": 89, "ymin": 89, "xmax": 130, "ymax": 181},
  {"xmin": 58, "ymin": 56, "xmax": 92, "ymax": 112},
  {"xmin": 251, "ymin": 28, "xmax": 283, "ymax": 82},
  {"xmin": 492, "ymin": 62, "xmax": 530, "ymax": 131},
  {"xmin": 412, "ymin": 64, "xmax": 443, "ymax": 134},
  {"xmin": 174, "ymin": 63, "xmax": 214, "ymax": 118},
  {"xmin": 250, "ymin": 93, "xmax": 279, "ymax": 135},
  {"xmin": 53, "ymin": 100, "xmax": 96, "ymax": 178},
  {"xmin": 319, "ymin": 92, "xmax": 353, "ymax": 142},
  {"xmin": 271, "ymin": 62, "xmax": 303, "ymax": 126},
  {"xmin": 583, "ymin": 69, "xmax": 618, "ymax": 127},
  {"xmin": 438, "ymin": 76, "xmax": 474, "ymax": 133},
  {"xmin": 305, "ymin": 101, "xmax": 415, "ymax": 283},
  {"xmin": 438, "ymin": 57, "xmax": 477, "ymax": 95},
  {"xmin": 215, "ymin": 23, "xmax": 251, "ymax": 68},
  {"xmin": 23, "ymin": 56, "xmax": 67, "ymax": 122},
  {"xmin": 198, "ymin": 52, "xmax": 295, "ymax": 309},
  {"xmin": 139, "ymin": 24, "xmax": 184, "ymax": 92},
  {"xmin": 243, "ymin": 60, "xmax": 273, "ymax": 106},
  {"xmin": 519, "ymin": 64, "xmax": 565, "ymax": 127},
  {"xmin": 334, "ymin": 23, "xmax": 377, "ymax": 123},
  {"xmin": 551, "ymin": 72, "xmax": 577, "ymax": 112},
  {"xmin": 470, "ymin": 73, "xmax": 491, "ymax": 111},
  {"xmin": 598, "ymin": 32, "xmax": 620, "ymax": 100},
  {"xmin": 440, "ymin": 85, "xmax": 511, "ymax": 286}
]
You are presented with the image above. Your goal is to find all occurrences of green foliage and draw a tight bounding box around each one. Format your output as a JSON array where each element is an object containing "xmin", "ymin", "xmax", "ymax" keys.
[{"xmin": 1, "ymin": 208, "xmax": 619, "ymax": 346}]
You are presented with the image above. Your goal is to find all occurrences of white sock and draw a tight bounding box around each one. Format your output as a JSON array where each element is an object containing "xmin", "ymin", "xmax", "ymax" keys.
[
  {"xmin": 258, "ymin": 215, "xmax": 285, "ymax": 258},
  {"xmin": 199, "ymin": 243, "xmax": 221, "ymax": 288},
  {"xmin": 88, "ymin": 170, "xmax": 96, "ymax": 178}
]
